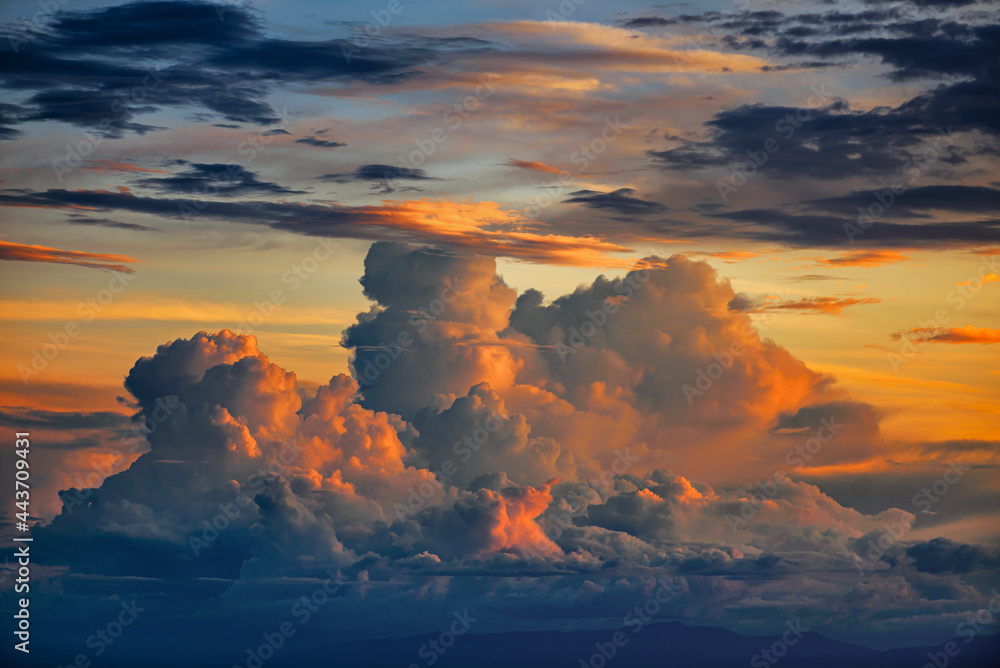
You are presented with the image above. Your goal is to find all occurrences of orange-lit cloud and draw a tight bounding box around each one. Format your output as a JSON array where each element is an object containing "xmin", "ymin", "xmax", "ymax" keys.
[
  {"xmin": 893, "ymin": 326, "xmax": 1000, "ymax": 345},
  {"xmin": 0, "ymin": 190, "xmax": 636, "ymax": 267},
  {"xmin": 350, "ymin": 199, "xmax": 634, "ymax": 267},
  {"xmin": 503, "ymin": 159, "xmax": 566, "ymax": 174},
  {"xmin": 82, "ymin": 160, "xmax": 170, "ymax": 174},
  {"xmin": 814, "ymin": 250, "xmax": 909, "ymax": 268},
  {"xmin": 956, "ymin": 273, "xmax": 999, "ymax": 287},
  {"xmin": 684, "ymin": 250, "xmax": 759, "ymax": 263},
  {"xmin": 486, "ymin": 21, "xmax": 772, "ymax": 74},
  {"xmin": 758, "ymin": 296, "xmax": 880, "ymax": 315},
  {"xmin": 0, "ymin": 239, "xmax": 139, "ymax": 273},
  {"xmin": 486, "ymin": 478, "xmax": 561, "ymax": 556}
]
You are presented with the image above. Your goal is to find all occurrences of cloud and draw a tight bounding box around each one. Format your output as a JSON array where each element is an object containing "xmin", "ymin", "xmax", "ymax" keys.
[
  {"xmin": 790, "ymin": 274, "xmax": 842, "ymax": 282},
  {"xmin": 0, "ymin": 1, "xmax": 464, "ymax": 136},
  {"xmin": 683, "ymin": 250, "xmax": 759, "ymax": 263},
  {"xmin": 0, "ymin": 407, "xmax": 129, "ymax": 431},
  {"xmin": 757, "ymin": 296, "xmax": 880, "ymax": 315},
  {"xmin": 906, "ymin": 538, "xmax": 1000, "ymax": 574},
  {"xmin": 319, "ymin": 164, "xmax": 440, "ymax": 187},
  {"xmin": 710, "ymin": 207, "xmax": 1000, "ymax": 248},
  {"xmin": 489, "ymin": 20, "xmax": 771, "ymax": 74},
  {"xmin": 892, "ymin": 326, "xmax": 1000, "ymax": 345},
  {"xmin": 956, "ymin": 273, "xmax": 999, "ymax": 287},
  {"xmin": 13, "ymin": 244, "xmax": 999, "ymax": 657},
  {"xmin": 649, "ymin": 100, "xmax": 956, "ymax": 181},
  {"xmin": 814, "ymin": 250, "xmax": 910, "ymax": 268},
  {"xmin": 804, "ymin": 186, "xmax": 1000, "ymax": 219},
  {"xmin": 82, "ymin": 161, "xmax": 171, "ymax": 175},
  {"xmin": 0, "ymin": 239, "xmax": 139, "ymax": 272},
  {"xmin": 0, "ymin": 190, "xmax": 633, "ymax": 266},
  {"xmin": 137, "ymin": 162, "xmax": 307, "ymax": 196},
  {"xmin": 64, "ymin": 214, "xmax": 157, "ymax": 232},
  {"xmin": 564, "ymin": 188, "xmax": 667, "ymax": 216},
  {"xmin": 295, "ymin": 136, "xmax": 348, "ymax": 148},
  {"xmin": 503, "ymin": 159, "xmax": 565, "ymax": 174}
]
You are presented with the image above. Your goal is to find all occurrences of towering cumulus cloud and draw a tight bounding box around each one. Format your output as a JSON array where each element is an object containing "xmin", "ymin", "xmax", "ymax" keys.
[{"xmin": 24, "ymin": 243, "xmax": 999, "ymax": 659}]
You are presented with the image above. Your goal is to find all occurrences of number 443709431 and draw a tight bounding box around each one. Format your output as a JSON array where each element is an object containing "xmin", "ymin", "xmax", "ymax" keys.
[{"xmin": 15, "ymin": 433, "xmax": 30, "ymax": 524}]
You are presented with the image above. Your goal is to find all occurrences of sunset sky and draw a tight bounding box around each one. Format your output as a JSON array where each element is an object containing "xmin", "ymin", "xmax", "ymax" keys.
[{"xmin": 1, "ymin": 0, "xmax": 998, "ymax": 665}]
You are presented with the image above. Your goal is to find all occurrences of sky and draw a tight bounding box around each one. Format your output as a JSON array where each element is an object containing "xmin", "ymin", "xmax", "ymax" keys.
[{"xmin": 0, "ymin": 0, "xmax": 998, "ymax": 665}]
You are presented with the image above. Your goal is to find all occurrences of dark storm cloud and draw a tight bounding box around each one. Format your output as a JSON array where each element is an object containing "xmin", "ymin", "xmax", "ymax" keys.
[
  {"xmin": 0, "ymin": 102, "xmax": 25, "ymax": 139},
  {"xmin": 0, "ymin": 187, "xmax": 355, "ymax": 228},
  {"xmin": 0, "ymin": 407, "xmax": 129, "ymax": 431},
  {"xmin": 295, "ymin": 136, "xmax": 348, "ymax": 148},
  {"xmin": 563, "ymin": 188, "xmax": 667, "ymax": 216},
  {"xmin": 648, "ymin": 98, "xmax": 966, "ymax": 181},
  {"xmin": 0, "ymin": 0, "xmax": 476, "ymax": 136},
  {"xmin": 64, "ymin": 214, "xmax": 157, "ymax": 232},
  {"xmin": 620, "ymin": 4, "xmax": 977, "ymax": 48},
  {"xmin": 906, "ymin": 538, "xmax": 1000, "ymax": 574},
  {"xmin": 137, "ymin": 162, "xmax": 307, "ymax": 196},
  {"xmin": 319, "ymin": 164, "xmax": 440, "ymax": 195},
  {"xmin": 803, "ymin": 185, "xmax": 1000, "ymax": 217},
  {"xmin": 773, "ymin": 26, "xmax": 1000, "ymax": 82},
  {"xmin": 5, "ymin": 183, "xmax": 997, "ymax": 250},
  {"xmin": 710, "ymin": 207, "xmax": 1000, "ymax": 247},
  {"xmin": 619, "ymin": 16, "xmax": 679, "ymax": 29},
  {"xmin": 38, "ymin": 0, "xmax": 262, "ymax": 50},
  {"xmin": 636, "ymin": 7, "xmax": 998, "ymax": 189},
  {"xmin": 352, "ymin": 164, "xmax": 438, "ymax": 181}
]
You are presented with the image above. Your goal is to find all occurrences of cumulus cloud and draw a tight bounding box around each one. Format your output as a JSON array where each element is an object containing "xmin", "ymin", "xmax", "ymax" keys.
[{"xmin": 18, "ymin": 243, "xmax": 1000, "ymax": 656}]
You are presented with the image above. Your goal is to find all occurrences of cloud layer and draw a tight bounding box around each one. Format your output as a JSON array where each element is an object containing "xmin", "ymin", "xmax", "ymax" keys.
[{"xmin": 11, "ymin": 243, "xmax": 997, "ymax": 660}]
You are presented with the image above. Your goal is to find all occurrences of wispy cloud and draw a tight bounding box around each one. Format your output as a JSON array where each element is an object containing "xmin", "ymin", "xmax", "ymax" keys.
[
  {"xmin": 893, "ymin": 326, "xmax": 1000, "ymax": 345},
  {"xmin": 758, "ymin": 295, "xmax": 880, "ymax": 315},
  {"xmin": 0, "ymin": 239, "xmax": 139, "ymax": 272}
]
